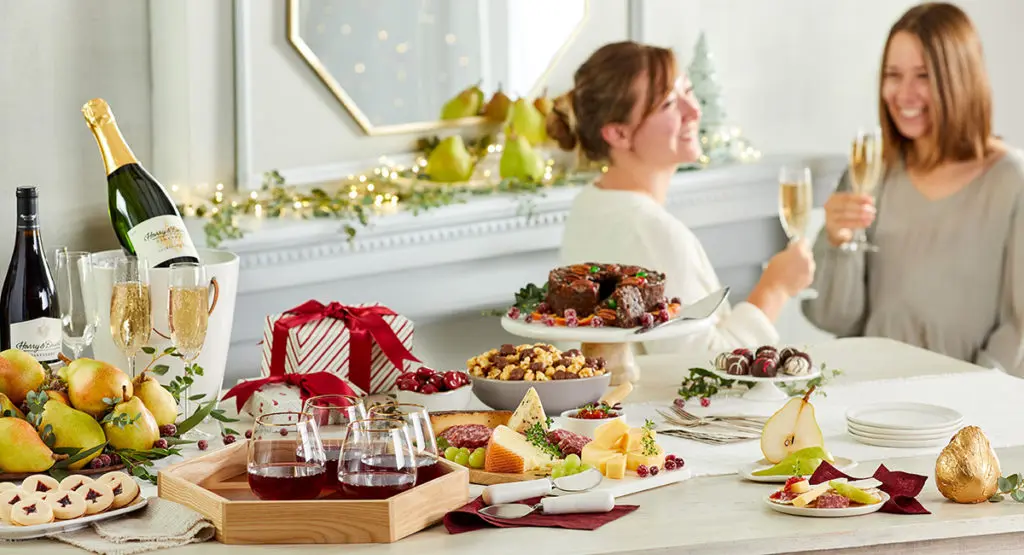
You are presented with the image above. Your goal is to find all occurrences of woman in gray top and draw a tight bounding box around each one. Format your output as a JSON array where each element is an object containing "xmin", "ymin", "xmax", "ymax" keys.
[{"xmin": 803, "ymin": 3, "xmax": 1024, "ymax": 375}]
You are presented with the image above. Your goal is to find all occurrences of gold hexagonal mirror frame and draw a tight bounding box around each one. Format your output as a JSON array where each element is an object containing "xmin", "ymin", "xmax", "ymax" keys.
[{"xmin": 286, "ymin": 0, "xmax": 590, "ymax": 136}]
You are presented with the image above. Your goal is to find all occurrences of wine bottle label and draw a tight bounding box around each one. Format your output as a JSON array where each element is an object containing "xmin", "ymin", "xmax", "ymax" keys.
[
  {"xmin": 9, "ymin": 317, "xmax": 62, "ymax": 362},
  {"xmin": 127, "ymin": 215, "xmax": 199, "ymax": 267}
]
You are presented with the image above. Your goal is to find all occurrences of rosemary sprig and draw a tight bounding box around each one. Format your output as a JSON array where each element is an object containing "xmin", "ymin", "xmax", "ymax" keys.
[
  {"xmin": 641, "ymin": 419, "xmax": 659, "ymax": 456},
  {"xmin": 525, "ymin": 419, "xmax": 562, "ymax": 460}
]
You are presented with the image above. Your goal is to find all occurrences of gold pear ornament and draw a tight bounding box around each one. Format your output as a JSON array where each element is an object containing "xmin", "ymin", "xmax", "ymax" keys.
[{"xmin": 935, "ymin": 426, "xmax": 1001, "ymax": 504}]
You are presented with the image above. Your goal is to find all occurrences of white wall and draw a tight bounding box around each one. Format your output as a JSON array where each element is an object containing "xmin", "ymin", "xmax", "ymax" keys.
[{"xmin": 0, "ymin": 0, "xmax": 150, "ymax": 265}]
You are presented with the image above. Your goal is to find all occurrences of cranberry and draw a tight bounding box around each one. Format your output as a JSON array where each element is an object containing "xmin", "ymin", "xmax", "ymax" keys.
[
  {"xmin": 673, "ymin": 398, "xmax": 685, "ymax": 408},
  {"xmin": 639, "ymin": 313, "xmax": 655, "ymax": 329},
  {"xmin": 700, "ymin": 397, "xmax": 711, "ymax": 408},
  {"xmin": 415, "ymin": 367, "xmax": 435, "ymax": 379},
  {"xmin": 507, "ymin": 306, "xmax": 521, "ymax": 319},
  {"xmin": 566, "ymin": 316, "xmax": 579, "ymax": 327},
  {"xmin": 429, "ymin": 373, "xmax": 447, "ymax": 391},
  {"xmin": 108, "ymin": 453, "xmax": 122, "ymax": 466},
  {"xmin": 420, "ymin": 383, "xmax": 439, "ymax": 394},
  {"xmin": 396, "ymin": 376, "xmax": 418, "ymax": 392},
  {"xmin": 245, "ymin": 429, "xmax": 253, "ymax": 439},
  {"xmin": 664, "ymin": 460, "xmax": 677, "ymax": 471},
  {"xmin": 153, "ymin": 439, "xmax": 168, "ymax": 449},
  {"xmin": 280, "ymin": 428, "xmax": 289, "ymax": 437},
  {"xmin": 670, "ymin": 297, "xmax": 682, "ymax": 305},
  {"xmin": 674, "ymin": 458, "xmax": 685, "ymax": 468},
  {"xmin": 443, "ymin": 371, "xmax": 465, "ymax": 391},
  {"xmin": 159, "ymin": 424, "xmax": 177, "ymax": 437},
  {"xmin": 649, "ymin": 465, "xmax": 660, "ymax": 476},
  {"xmin": 223, "ymin": 435, "xmax": 237, "ymax": 445},
  {"xmin": 197, "ymin": 440, "xmax": 209, "ymax": 451},
  {"xmin": 665, "ymin": 454, "xmax": 677, "ymax": 462},
  {"xmin": 636, "ymin": 464, "xmax": 649, "ymax": 478},
  {"xmin": 542, "ymin": 316, "xmax": 556, "ymax": 327},
  {"xmin": 564, "ymin": 308, "xmax": 577, "ymax": 319},
  {"xmin": 536, "ymin": 302, "xmax": 550, "ymax": 314},
  {"xmin": 89, "ymin": 457, "xmax": 106, "ymax": 469},
  {"xmin": 590, "ymin": 316, "xmax": 604, "ymax": 328},
  {"xmin": 657, "ymin": 308, "xmax": 671, "ymax": 323}
]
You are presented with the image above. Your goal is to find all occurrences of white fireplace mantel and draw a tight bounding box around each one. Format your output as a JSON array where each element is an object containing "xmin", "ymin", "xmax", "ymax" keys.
[{"xmin": 195, "ymin": 153, "xmax": 847, "ymax": 376}]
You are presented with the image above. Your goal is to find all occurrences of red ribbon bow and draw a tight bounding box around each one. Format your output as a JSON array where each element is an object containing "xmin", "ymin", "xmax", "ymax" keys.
[
  {"xmin": 221, "ymin": 370, "xmax": 357, "ymax": 414},
  {"xmin": 222, "ymin": 301, "xmax": 419, "ymax": 411}
]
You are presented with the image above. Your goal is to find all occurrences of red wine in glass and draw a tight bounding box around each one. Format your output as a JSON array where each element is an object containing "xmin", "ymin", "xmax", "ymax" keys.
[
  {"xmin": 340, "ymin": 454, "xmax": 417, "ymax": 499},
  {"xmin": 248, "ymin": 462, "xmax": 326, "ymax": 500},
  {"xmin": 362, "ymin": 453, "xmax": 442, "ymax": 486}
]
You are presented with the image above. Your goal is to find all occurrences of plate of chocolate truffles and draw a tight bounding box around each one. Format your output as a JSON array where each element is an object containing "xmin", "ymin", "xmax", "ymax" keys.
[{"xmin": 705, "ymin": 346, "xmax": 821, "ymax": 401}]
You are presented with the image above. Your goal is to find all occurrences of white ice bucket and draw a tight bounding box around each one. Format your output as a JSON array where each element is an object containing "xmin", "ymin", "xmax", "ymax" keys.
[{"xmin": 90, "ymin": 248, "xmax": 239, "ymax": 405}]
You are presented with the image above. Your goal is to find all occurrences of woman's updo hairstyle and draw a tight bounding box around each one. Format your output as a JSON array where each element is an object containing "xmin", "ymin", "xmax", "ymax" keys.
[{"xmin": 546, "ymin": 41, "xmax": 677, "ymax": 162}]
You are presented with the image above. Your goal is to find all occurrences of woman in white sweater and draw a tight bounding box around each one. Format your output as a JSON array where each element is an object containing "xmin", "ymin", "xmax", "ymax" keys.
[{"xmin": 547, "ymin": 41, "xmax": 814, "ymax": 353}]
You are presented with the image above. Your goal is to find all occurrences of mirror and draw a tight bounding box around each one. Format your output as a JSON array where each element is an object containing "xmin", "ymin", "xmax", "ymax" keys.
[{"xmin": 287, "ymin": 0, "xmax": 588, "ymax": 135}]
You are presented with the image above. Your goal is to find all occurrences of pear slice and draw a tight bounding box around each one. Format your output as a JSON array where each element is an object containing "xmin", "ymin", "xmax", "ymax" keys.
[
  {"xmin": 760, "ymin": 387, "xmax": 825, "ymax": 464},
  {"xmin": 829, "ymin": 480, "xmax": 882, "ymax": 505},
  {"xmin": 752, "ymin": 446, "xmax": 834, "ymax": 476}
]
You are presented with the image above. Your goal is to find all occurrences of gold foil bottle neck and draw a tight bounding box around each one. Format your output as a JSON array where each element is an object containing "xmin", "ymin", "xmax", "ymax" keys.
[
  {"xmin": 82, "ymin": 98, "xmax": 139, "ymax": 175},
  {"xmin": 82, "ymin": 98, "xmax": 114, "ymax": 128}
]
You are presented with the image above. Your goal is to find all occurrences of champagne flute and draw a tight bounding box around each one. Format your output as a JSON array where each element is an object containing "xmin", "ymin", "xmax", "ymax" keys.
[
  {"xmin": 169, "ymin": 262, "xmax": 211, "ymax": 440},
  {"xmin": 843, "ymin": 127, "xmax": 885, "ymax": 252},
  {"xmin": 247, "ymin": 411, "xmax": 327, "ymax": 500},
  {"xmin": 55, "ymin": 250, "xmax": 100, "ymax": 360},
  {"xmin": 110, "ymin": 255, "xmax": 150, "ymax": 378},
  {"xmin": 778, "ymin": 165, "xmax": 818, "ymax": 299}
]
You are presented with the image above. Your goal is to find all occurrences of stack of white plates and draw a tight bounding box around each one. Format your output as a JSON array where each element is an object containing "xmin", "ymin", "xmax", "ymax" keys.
[{"xmin": 845, "ymin": 402, "xmax": 964, "ymax": 448}]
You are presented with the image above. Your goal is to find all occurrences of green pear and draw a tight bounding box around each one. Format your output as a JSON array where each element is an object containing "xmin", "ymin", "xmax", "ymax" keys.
[
  {"xmin": 0, "ymin": 349, "xmax": 45, "ymax": 405},
  {"xmin": 483, "ymin": 84, "xmax": 512, "ymax": 123},
  {"xmin": 500, "ymin": 130, "xmax": 545, "ymax": 181},
  {"xmin": 440, "ymin": 82, "xmax": 483, "ymax": 120},
  {"xmin": 133, "ymin": 373, "xmax": 178, "ymax": 427},
  {"xmin": 38, "ymin": 400, "xmax": 106, "ymax": 470},
  {"xmin": 65, "ymin": 358, "xmax": 133, "ymax": 417},
  {"xmin": 0, "ymin": 417, "xmax": 60, "ymax": 473},
  {"xmin": 0, "ymin": 392, "xmax": 25, "ymax": 419},
  {"xmin": 103, "ymin": 386, "xmax": 159, "ymax": 451},
  {"xmin": 752, "ymin": 446, "xmax": 834, "ymax": 476},
  {"xmin": 424, "ymin": 136, "xmax": 474, "ymax": 183},
  {"xmin": 504, "ymin": 98, "xmax": 547, "ymax": 146}
]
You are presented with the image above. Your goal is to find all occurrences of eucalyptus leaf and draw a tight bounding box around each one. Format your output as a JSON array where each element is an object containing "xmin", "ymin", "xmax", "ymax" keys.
[
  {"xmin": 188, "ymin": 394, "xmax": 206, "ymax": 401},
  {"xmin": 1012, "ymin": 489, "xmax": 1024, "ymax": 503},
  {"xmin": 989, "ymin": 493, "xmax": 1005, "ymax": 503},
  {"xmin": 1009, "ymin": 474, "xmax": 1019, "ymax": 490},
  {"xmin": 175, "ymin": 400, "xmax": 218, "ymax": 436},
  {"xmin": 151, "ymin": 365, "xmax": 170, "ymax": 376},
  {"xmin": 999, "ymin": 477, "xmax": 1010, "ymax": 492},
  {"xmin": 142, "ymin": 346, "xmax": 156, "ymax": 355}
]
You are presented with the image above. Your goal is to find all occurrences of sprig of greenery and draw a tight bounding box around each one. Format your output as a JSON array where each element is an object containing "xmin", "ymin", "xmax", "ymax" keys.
[
  {"xmin": 117, "ymin": 447, "xmax": 183, "ymax": 484},
  {"xmin": 641, "ymin": 419, "xmax": 658, "ymax": 456},
  {"xmin": 678, "ymin": 367, "xmax": 753, "ymax": 401},
  {"xmin": 483, "ymin": 281, "xmax": 549, "ymax": 317},
  {"xmin": 525, "ymin": 420, "xmax": 562, "ymax": 460},
  {"xmin": 779, "ymin": 364, "xmax": 844, "ymax": 397},
  {"xmin": 990, "ymin": 473, "xmax": 1024, "ymax": 503}
]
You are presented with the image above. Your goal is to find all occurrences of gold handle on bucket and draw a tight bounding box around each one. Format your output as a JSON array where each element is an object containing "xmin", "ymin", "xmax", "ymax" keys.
[{"xmin": 152, "ymin": 277, "xmax": 221, "ymax": 341}]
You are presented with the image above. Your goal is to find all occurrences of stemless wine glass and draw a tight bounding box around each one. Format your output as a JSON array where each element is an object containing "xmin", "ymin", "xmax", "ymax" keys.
[
  {"xmin": 110, "ymin": 255, "xmax": 151, "ymax": 377},
  {"xmin": 247, "ymin": 411, "xmax": 327, "ymax": 500},
  {"xmin": 778, "ymin": 165, "xmax": 818, "ymax": 299},
  {"xmin": 843, "ymin": 127, "xmax": 885, "ymax": 252},
  {"xmin": 168, "ymin": 262, "xmax": 211, "ymax": 439},
  {"xmin": 367, "ymin": 402, "xmax": 442, "ymax": 484},
  {"xmin": 338, "ymin": 418, "xmax": 418, "ymax": 500},
  {"xmin": 302, "ymin": 394, "xmax": 367, "ymax": 491},
  {"xmin": 55, "ymin": 250, "xmax": 100, "ymax": 360}
]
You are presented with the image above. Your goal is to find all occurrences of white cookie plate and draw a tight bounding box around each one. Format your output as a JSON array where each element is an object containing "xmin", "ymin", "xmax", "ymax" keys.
[
  {"xmin": 0, "ymin": 495, "xmax": 148, "ymax": 540},
  {"xmin": 764, "ymin": 491, "xmax": 889, "ymax": 518}
]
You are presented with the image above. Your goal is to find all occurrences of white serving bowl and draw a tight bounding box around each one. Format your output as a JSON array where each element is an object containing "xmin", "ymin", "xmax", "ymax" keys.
[
  {"xmin": 395, "ymin": 385, "xmax": 473, "ymax": 413},
  {"xmin": 556, "ymin": 408, "xmax": 627, "ymax": 438}
]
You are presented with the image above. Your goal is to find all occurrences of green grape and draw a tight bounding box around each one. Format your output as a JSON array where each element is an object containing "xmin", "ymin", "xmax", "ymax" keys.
[
  {"xmin": 468, "ymin": 448, "xmax": 486, "ymax": 469},
  {"xmin": 444, "ymin": 447, "xmax": 459, "ymax": 461},
  {"xmin": 580, "ymin": 463, "xmax": 594, "ymax": 472},
  {"xmin": 458, "ymin": 447, "xmax": 471, "ymax": 458},
  {"xmin": 564, "ymin": 454, "xmax": 581, "ymax": 472},
  {"xmin": 551, "ymin": 466, "xmax": 566, "ymax": 479},
  {"xmin": 454, "ymin": 452, "xmax": 470, "ymax": 466}
]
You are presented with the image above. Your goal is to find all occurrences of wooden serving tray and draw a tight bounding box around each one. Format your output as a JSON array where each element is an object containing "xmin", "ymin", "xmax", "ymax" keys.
[{"xmin": 157, "ymin": 442, "xmax": 470, "ymax": 544}]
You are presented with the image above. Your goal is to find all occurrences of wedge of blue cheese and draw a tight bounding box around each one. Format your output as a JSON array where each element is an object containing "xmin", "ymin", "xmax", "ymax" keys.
[{"xmin": 506, "ymin": 387, "xmax": 547, "ymax": 433}]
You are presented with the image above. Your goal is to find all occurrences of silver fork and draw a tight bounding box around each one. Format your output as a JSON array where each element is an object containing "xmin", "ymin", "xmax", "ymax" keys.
[
  {"xmin": 657, "ymin": 410, "xmax": 762, "ymax": 438},
  {"xmin": 670, "ymin": 406, "xmax": 767, "ymax": 432}
]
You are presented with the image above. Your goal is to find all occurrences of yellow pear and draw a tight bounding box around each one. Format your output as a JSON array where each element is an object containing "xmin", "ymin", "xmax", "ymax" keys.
[
  {"xmin": 500, "ymin": 129, "xmax": 545, "ymax": 181},
  {"xmin": 759, "ymin": 388, "xmax": 824, "ymax": 464},
  {"xmin": 936, "ymin": 426, "xmax": 1000, "ymax": 503},
  {"xmin": 533, "ymin": 88, "xmax": 554, "ymax": 117},
  {"xmin": 440, "ymin": 82, "xmax": 484, "ymax": 120},
  {"xmin": 424, "ymin": 135, "xmax": 474, "ymax": 183},
  {"xmin": 65, "ymin": 358, "xmax": 133, "ymax": 418},
  {"xmin": 42, "ymin": 389, "xmax": 69, "ymax": 406},
  {"xmin": 38, "ymin": 400, "xmax": 106, "ymax": 470},
  {"xmin": 483, "ymin": 84, "xmax": 512, "ymax": 123},
  {"xmin": 504, "ymin": 98, "xmax": 547, "ymax": 146},
  {"xmin": 0, "ymin": 417, "xmax": 60, "ymax": 473},
  {"xmin": 0, "ymin": 392, "xmax": 25, "ymax": 419},
  {"xmin": 103, "ymin": 387, "xmax": 159, "ymax": 451},
  {"xmin": 0, "ymin": 349, "xmax": 45, "ymax": 405},
  {"xmin": 133, "ymin": 373, "xmax": 178, "ymax": 427}
]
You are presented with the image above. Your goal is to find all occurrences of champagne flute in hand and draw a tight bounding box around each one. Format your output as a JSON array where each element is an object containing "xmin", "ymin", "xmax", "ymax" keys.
[
  {"xmin": 55, "ymin": 250, "xmax": 100, "ymax": 360},
  {"xmin": 778, "ymin": 165, "xmax": 817, "ymax": 299},
  {"xmin": 110, "ymin": 255, "xmax": 150, "ymax": 378},
  {"xmin": 843, "ymin": 127, "xmax": 884, "ymax": 252},
  {"xmin": 169, "ymin": 261, "xmax": 211, "ymax": 440}
]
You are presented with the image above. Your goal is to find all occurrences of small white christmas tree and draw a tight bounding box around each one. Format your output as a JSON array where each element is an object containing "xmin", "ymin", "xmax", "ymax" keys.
[{"xmin": 686, "ymin": 31, "xmax": 761, "ymax": 166}]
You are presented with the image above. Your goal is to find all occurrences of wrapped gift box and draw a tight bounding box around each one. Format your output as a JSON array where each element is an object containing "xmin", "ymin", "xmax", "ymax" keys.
[
  {"xmin": 258, "ymin": 301, "xmax": 418, "ymax": 395},
  {"xmin": 239, "ymin": 381, "xmax": 303, "ymax": 419}
]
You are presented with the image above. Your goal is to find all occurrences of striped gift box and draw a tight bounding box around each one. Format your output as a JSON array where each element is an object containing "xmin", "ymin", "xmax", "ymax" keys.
[{"xmin": 258, "ymin": 303, "xmax": 415, "ymax": 395}]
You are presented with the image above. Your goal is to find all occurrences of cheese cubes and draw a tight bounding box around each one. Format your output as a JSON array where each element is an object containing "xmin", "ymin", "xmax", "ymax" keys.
[{"xmin": 581, "ymin": 419, "xmax": 666, "ymax": 479}]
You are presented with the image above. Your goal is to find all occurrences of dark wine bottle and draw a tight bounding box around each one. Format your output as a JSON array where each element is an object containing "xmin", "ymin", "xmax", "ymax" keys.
[
  {"xmin": 0, "ymin": 187, "xmax": 62, "ymax": 363},
  {"xmin": 82, "ymin": 98, "xmax": 199, "ymax": 269}
]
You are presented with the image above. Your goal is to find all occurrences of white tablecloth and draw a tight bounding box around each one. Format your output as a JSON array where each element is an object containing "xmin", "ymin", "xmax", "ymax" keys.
[{"xmin": 625, "ymin": 369, "xmax": 1024, "ymax": 478}]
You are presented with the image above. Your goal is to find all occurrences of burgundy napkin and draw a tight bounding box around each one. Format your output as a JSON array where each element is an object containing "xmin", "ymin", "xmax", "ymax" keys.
[
  {"xmin": 809, "ymin": 461, "xmax": 930, "ymax": 514},
  {"xmin": 443, "ymin": 496, "xmax": 639, "ymax": 534}
]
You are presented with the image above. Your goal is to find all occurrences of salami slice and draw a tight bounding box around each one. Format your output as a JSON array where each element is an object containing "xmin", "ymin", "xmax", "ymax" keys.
[
  {"xmin": 439, "ymin": 424, "xmax": 493, "ymax": 449},
  {"xmin": 546, "ymin": 429, "xmax": 592, "ymax": 457}
]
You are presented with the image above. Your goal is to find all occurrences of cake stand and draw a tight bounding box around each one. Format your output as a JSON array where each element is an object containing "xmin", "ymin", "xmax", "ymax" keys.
[
  {"xmin": 500, "ymin": 315, "xmax": 714, "ymax": 386},
  {"xmin": 705, "ymin": 367, "xmax": 821, "ymax": 402}
]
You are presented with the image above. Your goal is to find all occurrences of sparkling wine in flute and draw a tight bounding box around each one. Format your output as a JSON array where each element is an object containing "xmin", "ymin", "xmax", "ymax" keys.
[
  {"xmin": 844, "ymin": 128, "xmax": 884, "ymax": 252},
  {"xmin": 110, "ymin": 282, "xmax": 152, "ymax": 362},
  {"xmin": 82, "ymin": 99, "xmax": 199, "ymax": 269},
  {"xmin": 0, "ymin": 187, "xmax": 62, "ymax": 364},
  {"xmin": 168, "ymin": 286, "xmax": 208, "ymax": 361},
  {"xmin": 778, "ymin": 181, "xmax": 812, "ymax": 240}
]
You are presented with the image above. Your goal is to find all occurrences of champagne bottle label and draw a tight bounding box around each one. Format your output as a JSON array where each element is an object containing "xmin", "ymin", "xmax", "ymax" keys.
[
  {"xmin": 127, "ymin": 215, "xmax": 199, "ymax": 267},
  {"xmin": 9, "ymin": 317, "xmax": 61, "ymax": 362}
]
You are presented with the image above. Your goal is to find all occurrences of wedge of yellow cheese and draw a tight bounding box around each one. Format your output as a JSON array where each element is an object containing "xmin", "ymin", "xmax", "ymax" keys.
[
  {"xmin": 592, "ymin": 418, "xmax": 631, "ymax": 449},
  {"xmin": 581, "ymin": 444, "xmax": 621, "ymax": 474},
  {"xmin": 625, "ymin": 445, "xmax": 665, "ymax": 471},
  {"xmin": 585, "ymin": 419, "xmax": 670, "ymax": 479}
]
